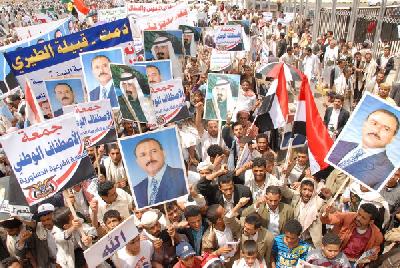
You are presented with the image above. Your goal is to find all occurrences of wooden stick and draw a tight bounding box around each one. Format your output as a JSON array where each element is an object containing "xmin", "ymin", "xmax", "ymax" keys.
[
  {"xmin": 163, "ymin": 203, "xmax": 175, "ymax": 246},
  {"xmin": 94, "ymin": 148, "xmax": 101, "ymax": 175},
  {"xmin": 63, "ymin": 190, "xmax": 84, "ymax": 236},
  {"xmin": 322, "ymin": 176, "xmax": 351, "ymax": 217}
]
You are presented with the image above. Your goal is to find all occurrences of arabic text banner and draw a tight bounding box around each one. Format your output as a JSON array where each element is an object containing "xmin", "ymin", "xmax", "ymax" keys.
[
  {"xmin": 210, "ymin": 50, "xmax": 234, "ymax": 71},
  {"xmin": 126, "ymin": 2, "xmax": 176, "ymax": 17},
  {"xmin": 0, "ymin": 115, "xmax": 95, "ymax": 205},
  {"xmin": 63, "ymin": 99, "xmax": 117, "ymax": 147},
  {"xmin": 4, "ymin": 18, "xmax": 134, "ymax": 101},
  {"xmin": 84, "ymin": 215, "xmax": 139, "ymax": 268},
  {"xmin": 98, "ymin": 7, "xmax": 127, "ymax": 22},
  {"xmin": 151, "ymin": 79, "xmax": 190, "ymax": 124},
  {"xmin": 213, "ymin": 25, "xmax": 244, "ymax": 51}
]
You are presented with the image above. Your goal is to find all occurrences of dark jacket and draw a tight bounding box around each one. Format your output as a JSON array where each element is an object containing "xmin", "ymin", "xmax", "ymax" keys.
[{"xmin": 323, "ymin": 107, "xmax": 350, "ymax": 134}]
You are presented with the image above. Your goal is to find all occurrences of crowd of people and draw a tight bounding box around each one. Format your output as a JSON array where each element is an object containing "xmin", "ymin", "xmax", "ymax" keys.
[{"xmin": 0, "ymin": 0, "xmax": 400, "ymax": 268}]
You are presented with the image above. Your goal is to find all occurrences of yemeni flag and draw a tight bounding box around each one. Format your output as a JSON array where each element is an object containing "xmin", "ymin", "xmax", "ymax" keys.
[
  {"xmin": 25, "ymin": 80, "xmax": 44, "ymax": 125},
  {"xmin": 292, "ymin": 74, "xmax": 334, "ymax": 174},
  {"xmin": 254, "ymin": 63, "xmax": 289, "ymax": 132}
]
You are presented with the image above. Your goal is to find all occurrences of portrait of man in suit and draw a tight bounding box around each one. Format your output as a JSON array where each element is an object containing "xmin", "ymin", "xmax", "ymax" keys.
[
  {"xmin": 132, "ymin": 137, "xmax": 188, "ymax": 208},
  {"xmin": 327, "ymin": 108, "xmax": 399, "ymax": 190},
  {"xmin": 53, "ymin": 83, "xmax": 75, "ymax": 117},
  {"xmin": 89, "ymin": 55, "xmax": 119, "ymax": 108}
]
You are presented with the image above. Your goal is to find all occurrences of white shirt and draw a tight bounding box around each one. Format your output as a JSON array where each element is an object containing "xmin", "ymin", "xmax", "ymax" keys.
[
  {"xmin": 334, "ymin": 74, "xmax": 350, "ymax": 96},
  {"xmin": 223, "ymin": 193, "xmax": 235, "ymax": 212},
  {"xmin": 200, "ymin": 131, "xmax": 228, "ymax": 161},
  {"xmin": 113, "ymin": 240, "xmax": 154, "ymax": 268},
  {"xmin": 233, "ymin": 258, "xmax": 267, "ymax": 268},
  {"xmin": 91, "ymin": 188, "xmax": 133, "ymax": 223},
  {"xmin": 302, "ymin": 54, "xmax": 319, "ymax": 80},
  {"xmin": 267, "ymin": 207, "xmax": 280, "ymax": 236},
  {"xmin": 215, "ymin": 227, "xmax": 234, "ymax": 248},
  {"xmin": 244, "ymin": 170, "xmax": 283, "ymax": 201},
  {"xmin": 328, "ymin": 108, "xmax": 341, "ymax": 130},
  {"xmin": 287, "ymin": 163, "xmax": 306, "ymax": 185},
  {"xmin": 97, "ymin": 79, "xmax": 113, "ymax": 100},
  {"xmin": 338, "ymin": 144, "xmax": 386, "ymax": 167},
  {"xmin": 103, "ymin": 157, "xmax": 127, "ymax": 183},
  {"xmin": 147, "ymin": 164, "xmax": 167, "ymax": 204},
  {"xmin": 324, "ymin": 46, "xmax": 339, "ymax": 64}
]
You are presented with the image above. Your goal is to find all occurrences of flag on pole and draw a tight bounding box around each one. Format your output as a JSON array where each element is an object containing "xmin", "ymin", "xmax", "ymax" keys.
[
  {"xmin": 73, "ymin": 0, "xmax": 90, "ymax": 15},
  {"xmin": 24, "ymin": 80, "xmax": 44, "ymax": 125},
  {"xmin": 292, "ymin": 74, "xmax": 333, "ymax": 174},
  {"xmin": 254, "ymin": 63, "xmax": 289, "ymax": 132}
]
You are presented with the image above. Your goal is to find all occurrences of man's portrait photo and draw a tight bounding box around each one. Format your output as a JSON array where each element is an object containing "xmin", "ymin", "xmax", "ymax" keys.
[
  {"xmin": 178, "ymin": 25, "xmax": 201, "ymax": 57},
  {"xmin": 80, "ymin": 48, "xmax": 124, "ymax": 109},
  {"xmin": 110, "ymin": 64, "xmax": 155, "ymax": 124},
  {"xmin": 133, "ymin": 60, "xmax": 173, "ymax": 84},
  {"xmin": 326, "ymin": 93, "xmax": 400, "ymax": 191},
  {"xmin": 118, "ymin": 126, "xmax": 188, "ymax": 209},
  {"xmin": 143, "ymin": 30, "xmax": 184, "ymax": 79},
  {"xmin": 44, "ymin": 78, "xmax": 85, "ymax": 117},
  {"xmin": 204, "ymin": 73, "xmax": 239, "ymax": 121}
]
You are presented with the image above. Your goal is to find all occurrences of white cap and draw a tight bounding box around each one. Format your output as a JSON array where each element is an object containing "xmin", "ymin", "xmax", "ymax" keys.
[
  {"xmin": 197, "ymin": 162, "xmax": 213, "ymax": 172},
  {"xmin": 37, "ymin": 203, "xmax": 55, "ymax": 216},
  {"xmin": 140, "ymin": 210, "xmax": 159, "ymax": 227}
]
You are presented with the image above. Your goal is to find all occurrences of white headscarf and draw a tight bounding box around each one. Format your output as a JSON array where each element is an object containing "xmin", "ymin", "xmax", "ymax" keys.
[{"xmin": 151, "ymin": 36, "xmax": 183, "ymax": 78}]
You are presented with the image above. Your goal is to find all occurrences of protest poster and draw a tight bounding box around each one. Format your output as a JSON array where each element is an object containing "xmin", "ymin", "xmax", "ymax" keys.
[
  {"xmin": 204, "ymin": 73, "xmax": 240, "ymax": 121},
  {"xmin": 63, "ymin": 99, "xmax": 117, "ymax": 147},
  {"xmin": 178, "ymin": 25, "xmax": 202, "ymax": 42},
  {"xmin": 80, "ymin": 47, "xmax": 125, "ymax": 109},
  {"xmin": 84, "ymin": 215, "xmax": 139, "ymax": 268},
  {"xmin": 110, "ymin": 64, "xmax": 156, "ymax": 124},
  {"xmin": 98, "ymin": 7, "xmax": 127, "ymax": 22},
  {"xmin": 325, "ymin": 93, "xmax": 400, "ymax": 192},
  {"xmin": 126, "ymin": 2, "xmax": 177, "ymax": 17},
  {"xmin": 0, "ymin": 175, "xmax": 32, "ymax": 221},
  {"xmin": 118, "ymin": 126, "xmax": 189, "ymax": 209},
  {"xmin": 4, "ymin": 18, "xmax": 134, "ymax": 103},
  {"xmin": 0, "ymin": 115, "xmax": 96, "ymax": 205},
  {"xmin": 227, "ymin": 20, "xmax": 250, "ymax": 35},
  {"xmin": 144, "ymin": 30, "xmax": 184, "ymax": 79},
  {"xmin": 0, "ymin": 18, "xmax": 72, "ymax": 94},
  {"xmin": 133, "ymin": 60, "xmax": 173, "ymax": 83},
  {"xmin": 14, "ymin": 17, "xmax": 72, "ymax": 40},
  {"xmin": 44, "ymin": 78, "xmax": 86, "ymax": 117},
  {"xmin": 213, "ymin": 25, "xmax": 244, "ymax": 51},
  {"xmin": 133, "ymin": 3, "xmax": 189, "ymax": 31},
  {"xmin": 150, "ymin": 78, "xmax": 189, "ymax": 125},
  {"xmin": 203, "ymin": 27, "xmax": 216, "ymax": 48},
  {"xmin": 210, "ymin": 50, "xmax": 234, "ymax": 72}
]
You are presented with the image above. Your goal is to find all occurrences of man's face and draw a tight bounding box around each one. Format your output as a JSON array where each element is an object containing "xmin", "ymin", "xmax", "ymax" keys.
[
  {"xmin": 109, "ymin": 148, "xmax": 122, "ymax": 164},
  {"xmin": 219, "ymin": 181, "xmax": 234, "ymax": 200},
  {"xmin": 135, "ymin": 140, "xmax": 165, "ymax": 177},
  {"xmin": 92, "ymin": 56, "xmax": 111, "ymax": 86},
  {"xmin": 243, "ymin": 222, "xmax": 257, "ymax": 236},
  {"xmin": 365, "ymin": 53, "xmax": 372, "ymax": 62},
  {"xmin": 54, "ymin": 84, "xmax": 74, "ymax": 106},
  {"xmin": 377, "ymin": 73, "xmax": 385, "ymax": 84},
  {"xmin": 167, "ymin": 205, "xmax": 183, "ymax": 223},
  {"xmin": 284, "ymin": 232, "xmax": 299, "ymax": 248},
  {"xmin": 187, "ymin": 214, "xmax": 202, "ymax": 231},
  {"xmin": 355, "ymin": 208, "xmax": 373, "ymax": 228},
  {"xmin": 179, "ymin": 255, "xmax": 195, "ymax": 267},
  {"xmin": 297, "ymin": 153, "xmax": 308, "ymax": 166},
  {"xmin": 266, "ymin": 192, "xmax": 281, "ymax": 211},
  {"xmin": 237, "ymin": 112, "xmax": 249, "ymax": 125},
  {"xmin": 256, "ymin": 137, "xmax": 268, "ymax": 152},
  {"xmin": 146, "ymin": 222, "xmax": 161, "ymax": 237},
  {"xmin": 55, "ymin": 30, "xmax": 62, "ymax": 38},
  {"xmin": 126, "ymin": 235, "xmax": 141, "ymax": 255},
  {"xmin": 243, "ymin": 252, "xmax": 257, "ymax": 267},
  {"xmin": 384, "ymin": 48, "xmax": 390, "ymax": 57},
  {"xmin": 207, "ymin": 120, "xmax": 219, "ymax": 137},
  {"xmin": 40, "ymin": 101, "xmax": 52, "ymax": 116},
  {"xmin": 122, "ymin": 79, "xmax": 138, "ymax": 99},
  {"xmin": 101, "ymin": 186, "xmax": 117, "ymax": 204},
  {"xmin": 333, "ymin": 98, "xmax": 343, "ymax": 109},
  {"xmin": 252, "ymin": 165, "xmax": 266, "ymax": 182},
  {"xmin": 87, "ymin": 146, "xmax": 95, "ymax": 160},
  {"xmin": 379, "ymin": 86, "xmax": 390, "ymax": 98},
  {"xmin": 214, "ymin": 84, "xmax": 228, "ymax": 102},
  {"xmin": 233, "ymin": 124, "xmax": 244, "ymax": 139},
  {"xmin": 40, "ymin": 213, "xmax": 54, "ymax": 230},
  {"xmin": 300, "ymin": 184, "xmax": 314, "ymax": 203},
  {"xmin": 355, "ymin": 54, "xmax": 361, "ymax": 61},
  {"xmin": 322, "ymin": 244, "xmax": 340, "ymax": 260},
  {"xmin": 153, "ymin": 44, "xmax": 170, "ymax": 59},
  {"xmin": 146, "ymin": 67, "xmax": 162, "ymax": 84},
  {"xmin": 361, "ymin": 111, "xmax": 397, "ymax": 149},
  {"xmin": 105, "ymin": 217, "xmax": 121, "ymax": 231}
]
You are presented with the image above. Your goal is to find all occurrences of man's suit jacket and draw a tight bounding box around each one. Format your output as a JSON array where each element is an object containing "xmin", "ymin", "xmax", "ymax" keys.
[
  {"xmin": 54, "ymin": 108, "xmax": 63, "ymax": 117},
  {"xmin": 328, "ymin": 140, "xmax": 394, "ymax": 190},
  {"xmin": 197, "ymin": 177, "xmax": 253, "ymax": 213},
  {"xmin": 89, "ymin": 84, "xmax": 119, "ymax": 108},
  {"xmin": 241, "ymin": 202, "xmax": 294, "ymax": 233},
  {"xmin": 377, "ymin": 56, "xmax": 394, "ymax": 76},
  {"xmin": 323, "ymin": 107, "xmax": 350, "ymax": 134},
  {"xmin": 133, "ymin": 165, "xmax": 187, "ymax": 208}
]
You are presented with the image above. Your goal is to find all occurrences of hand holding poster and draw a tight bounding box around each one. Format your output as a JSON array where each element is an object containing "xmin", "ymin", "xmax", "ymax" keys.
[
  {"xmin": 63, "ymin": 99, "xmax": 117, "ymax": 147},
  {"xmin": 84, "ymin": 215, "xmax": 139, "ymax": 268},
  {"xmin": 151, "ymin": 79, "xmax": 190, "ymax": 125},
  {"xmin": 213, "ymin": 25, "xmax": 244, "ymax": 51},
  {"xmin": 0, "ymin": 115, "xmax": 95, "ymax": 205}
]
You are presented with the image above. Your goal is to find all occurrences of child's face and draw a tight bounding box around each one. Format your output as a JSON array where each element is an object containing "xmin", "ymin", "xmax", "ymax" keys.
[
  {"xmin": 322, "ymin": 244, "xmax": 340, "ymax": 260},
  {"xmin": 105, "ymin": 217, "xmax": 122, "ymax": 231},
  {"xmin": 242, "ymin": 252, "xmax": 257, "ymax": 267},
  {"xmin": 284, "ymin": 232, "xmax": 299, "ymax": 249}
]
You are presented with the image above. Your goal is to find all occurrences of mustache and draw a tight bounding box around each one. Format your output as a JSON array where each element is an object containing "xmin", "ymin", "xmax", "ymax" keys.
[
  {"xmin": 98, "ymin": 72, "xmax": 109, "ymax": 77},
  {"xmin": 367, "ymin": 132, "xmax": 381, "ymax": 140},
  {"xmin": 146, "ymin": 160, "xmax": 158, "ymax": 166},
  {"xmin": 62, "ymin": 97, "xmax": 70, "ymax": 101}
]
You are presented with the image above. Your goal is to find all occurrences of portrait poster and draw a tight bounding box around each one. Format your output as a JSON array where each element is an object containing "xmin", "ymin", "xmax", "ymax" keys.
[
  {"xmin": 203, "ymin": 27, "xmax": 216, "ymax": 48},
  {"xmin": 213, "ymin": 25, "xmax": 244, "ymax": 51},
  {"xmin": 63, "ymin": 99, "xmax": 117, "ymax": 147},
  {"xmin": 0, "ymin": 115, "xmax": 95, "ymax": 205},
  {"xmin": 150, "ymin": 78, "xmax": 190, "ymax": 125},
  {"xmin": 325, "ymin": 93, "xmax": 400, "ymax": 192},
  {"xmin": 44, "ymin": 78, "xmax": 86, "ymax": 117},
  {"xmin": 80, "ymin": 47, "xmax": 125, "ymax": 109},
  {"xmin": 110, "ymin": 63, "xmax": 156, "ymax": 124},
  {"xmin": 143, "ymin": 30, "xmax": 184, "ymax": 79},
  {"xmin": 133, "ymin": 60, "xmax": 173, "ymax": 83},
  {"xmin": 204, "ymin": 73, "xmax": 240, "ymax": 121},
  {"xmin": 84, "ymin": 215, "xmax": 139, "ymax": 268},
  {"xmin": 0, "ymin": 175, "xmax": 31, "ymax": 221},
  {"xmin": 119, "ymin": 126, "xmax": 188, "ymax": 209}
]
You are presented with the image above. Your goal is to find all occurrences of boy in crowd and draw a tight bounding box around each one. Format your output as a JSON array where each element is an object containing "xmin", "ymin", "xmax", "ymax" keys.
[{"xmin": 233, "ymin": 239, "xmax": 267, "ymax": 268}]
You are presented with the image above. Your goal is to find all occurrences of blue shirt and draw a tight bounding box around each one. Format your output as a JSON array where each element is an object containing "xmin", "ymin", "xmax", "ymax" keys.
[
  {"xmin": 272, "ymin": 234, "xmax": 311, "ymax": 268},
  {"xmin": 190, "ymin": 225, "xmax": 204, "ymax": 255}
]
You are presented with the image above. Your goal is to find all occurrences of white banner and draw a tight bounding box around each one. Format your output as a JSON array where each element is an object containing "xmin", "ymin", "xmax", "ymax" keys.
[
  {"xmin": 14, "ymin": 18, "xmax": 70, "ymax": 40},
  {"xmin": 214, "ymin": 25, "xmax": 244, "ymax": 51},
  {"xmin": 0, "ymin": 115, "xmax": 95, "ymax": 205},
  {"xmin": 63, "ymin": 99, "xmax": 117, "ymax": 147},
  {"xmin": 150, "ymin": 78, "xmax": 190, "ymax": 124},
  {"xmin": 126, "ymin": 3, "xmax": 177, "ymax": 17},
  {"xmin": 98, "ymin": 7, "xmax": 127, "ymax": 22},
  {"xmin": 84, "ymin": 215, "xmax": 138, "ymax": 268},
  {"xmin": 210, "ymin": 50, "xmax": 234, "ymax": 71},
  {"xmin": 133, "ymin": 3, "xmax": 189, "ymax": 31}
]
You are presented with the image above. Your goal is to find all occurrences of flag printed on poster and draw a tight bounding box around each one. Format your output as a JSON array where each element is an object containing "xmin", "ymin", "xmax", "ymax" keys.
[
  {"xmin": 213, "ymin": 25, "xmax": 244, "ymax": 51},
  {"xmin": 0, "ymin": 115, "xmax": 95, "ymax": 205},
  {"xmin": 84, "ymin": 215, "xmax": 139, "ymax": 268},
  {"xmin": 151, "ymin": 79, "xmax": 190, "ymax": 125},
  {"xmin": 63, "ymin": 99, "xmax": 117, "ymax": 147}
]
